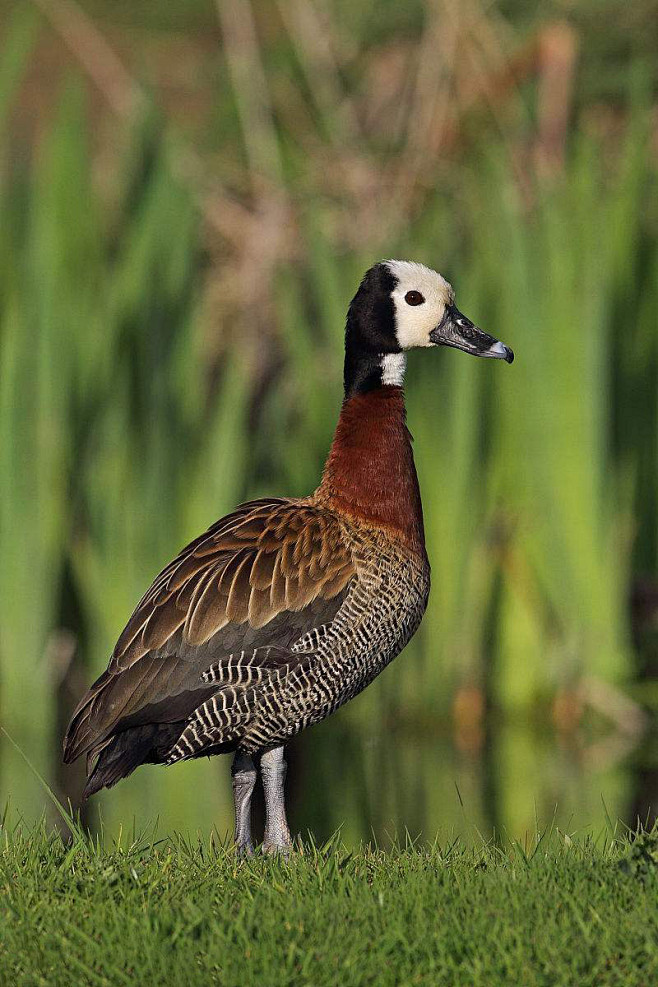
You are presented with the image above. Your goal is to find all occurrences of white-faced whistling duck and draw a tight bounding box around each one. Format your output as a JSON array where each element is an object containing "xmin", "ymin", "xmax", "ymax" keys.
[{"xmin": 64, "ymin": 261, "xmax": 514, "ymax": 853}]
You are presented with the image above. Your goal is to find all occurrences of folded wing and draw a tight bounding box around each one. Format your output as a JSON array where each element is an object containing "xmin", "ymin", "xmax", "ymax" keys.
[{"xmin": 64, "ymin": 498, "xmax": 355, "ymax": 775}]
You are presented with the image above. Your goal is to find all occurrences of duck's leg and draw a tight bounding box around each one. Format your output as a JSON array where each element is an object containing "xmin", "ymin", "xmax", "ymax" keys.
[
  {"xmin": 232, "ymin": 751, "xmax": 257, "ymax": 854},
  {"xmin": 261, "ymin": 746, "xmax": 292, "ymax": 854}
]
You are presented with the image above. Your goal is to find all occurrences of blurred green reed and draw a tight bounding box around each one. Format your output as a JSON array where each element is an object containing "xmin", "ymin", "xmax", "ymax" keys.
[{"xmin": 0, "ymin": 4, "xmax": 657, "ymax": 842}]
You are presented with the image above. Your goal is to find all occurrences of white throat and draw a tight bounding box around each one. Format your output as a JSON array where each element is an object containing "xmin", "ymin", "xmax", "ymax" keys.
[{"xmin": 380, "ymin": 353, "xmax": 406, "ymax": 387}]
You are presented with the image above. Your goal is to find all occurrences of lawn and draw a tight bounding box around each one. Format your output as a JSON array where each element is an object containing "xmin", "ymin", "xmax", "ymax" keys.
[{"xmin": 1, "ymin": 821, "xmax": 657, "ymax": 986}]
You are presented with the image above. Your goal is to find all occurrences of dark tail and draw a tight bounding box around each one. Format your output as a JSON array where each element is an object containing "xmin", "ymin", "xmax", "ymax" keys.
[{"xmin": 83, "ymin": 722, "xmax": 184, "ymax": 799}]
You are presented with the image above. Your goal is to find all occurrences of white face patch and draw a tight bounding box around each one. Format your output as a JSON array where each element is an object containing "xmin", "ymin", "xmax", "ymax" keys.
[
  {"xmin": 380, "ymin": 353, "xmax": 406, "ymax": 387},
  {"xmin": 385, "ymin": 260, "xmax": 455, "ymax": 350}
]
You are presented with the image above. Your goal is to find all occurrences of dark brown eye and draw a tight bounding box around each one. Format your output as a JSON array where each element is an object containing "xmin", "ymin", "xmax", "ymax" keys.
[{"xmin": 405, "ymin": 290, "xmax": 424, "ymax": 306}]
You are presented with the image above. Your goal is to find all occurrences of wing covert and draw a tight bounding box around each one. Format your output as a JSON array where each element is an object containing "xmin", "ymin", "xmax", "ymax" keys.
[{"xmin": 111, "ymin": 498, "xmax": 353, "ymax": 670}]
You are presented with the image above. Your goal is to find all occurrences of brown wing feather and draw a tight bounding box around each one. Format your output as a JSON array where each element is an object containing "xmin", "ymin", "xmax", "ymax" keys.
[
  {"xmin": 110, "ymin": 498, "xmax": 353, "ymax": 667},
  {"xmin": 64, "ymin": 498, "xmax": 354, "ymax": 764}
]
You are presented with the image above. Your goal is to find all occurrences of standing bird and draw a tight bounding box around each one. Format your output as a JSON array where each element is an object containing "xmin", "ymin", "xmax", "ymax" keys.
[{"xmin": 64, "ymin": 261, "xmax": 513, "ymax": 853}]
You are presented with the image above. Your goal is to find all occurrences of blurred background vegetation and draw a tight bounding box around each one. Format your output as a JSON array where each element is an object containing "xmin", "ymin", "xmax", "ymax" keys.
[{"xmin": 1, "ymin": 0, "xmax": 657, "ymax": 845}]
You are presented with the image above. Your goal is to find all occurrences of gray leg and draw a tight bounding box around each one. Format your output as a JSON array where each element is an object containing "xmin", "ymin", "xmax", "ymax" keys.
[
  {"xmin": 232, "ymin": 751, "xmax": 256, "ymax": 854},
  {"xmin": 261, "ymin": 746, "xmax": 292, "ymax": 854}
]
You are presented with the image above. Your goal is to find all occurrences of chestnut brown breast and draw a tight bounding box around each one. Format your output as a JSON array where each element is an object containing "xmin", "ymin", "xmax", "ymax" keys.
[{"xmin": 316, "ymin": 386, "xmax": 427, "ymax": 558}]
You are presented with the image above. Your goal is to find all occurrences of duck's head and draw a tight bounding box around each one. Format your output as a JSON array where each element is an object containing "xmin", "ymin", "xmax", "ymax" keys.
[{"xmin": 344, "ymin": 260, "xmax": 513, "ymax": 397}]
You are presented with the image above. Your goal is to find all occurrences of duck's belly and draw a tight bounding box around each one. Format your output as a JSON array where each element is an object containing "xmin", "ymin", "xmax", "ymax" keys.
[{"xmin": 243, "ymin": 537, "xmax": 430, "ymax": 751}]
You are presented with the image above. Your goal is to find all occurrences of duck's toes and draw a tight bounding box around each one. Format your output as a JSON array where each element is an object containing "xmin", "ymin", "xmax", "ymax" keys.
[{"xmin": 234, "ymin": 840, "xmax": 255, "ymax": 858}]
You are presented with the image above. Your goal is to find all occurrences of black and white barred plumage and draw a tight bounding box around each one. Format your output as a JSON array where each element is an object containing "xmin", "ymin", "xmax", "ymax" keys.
[{"xmin": 167, "ymin": 531, "xmax": 429, "ymax": 762}]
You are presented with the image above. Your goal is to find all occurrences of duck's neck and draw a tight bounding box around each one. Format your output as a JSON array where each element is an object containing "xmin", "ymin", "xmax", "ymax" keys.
[{"xmin": 316, "ymin": 385, "xmax": 426, "ymax": 556}]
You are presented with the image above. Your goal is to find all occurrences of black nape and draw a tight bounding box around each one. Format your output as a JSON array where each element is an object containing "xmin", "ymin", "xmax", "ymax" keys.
[
  {"xmin": 344, "ymin": 263, "xmax": 400, "ymax": 398},
  {"xmin": 343, "ymin": 349, "xmax": 385, "ymax": 398}
]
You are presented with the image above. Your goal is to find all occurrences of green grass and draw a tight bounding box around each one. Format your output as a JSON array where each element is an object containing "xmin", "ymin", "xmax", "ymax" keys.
[
  {"xmin": 0, "ymin": 3, "xmax": 657, "ymax": 838},
  {"xmin": 2, "ymin": 822, "xmax": 658, "ymax": 986}
]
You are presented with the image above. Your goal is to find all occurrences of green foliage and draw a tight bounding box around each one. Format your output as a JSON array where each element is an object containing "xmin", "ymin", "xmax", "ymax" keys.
[
  {"xmin": 1, "ymin": 821, "xmax": 658, "ymax": 986},
  {"xmin": 619, "ymin": 829, "xmax": 658, "ymax": 880},
  {"xmin": 0, "ymin": 3, "xmax": 657, "ymax": 841}
]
